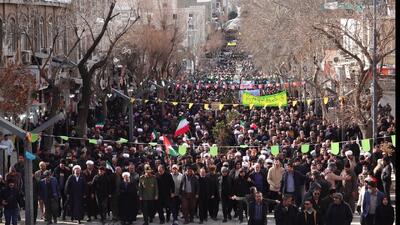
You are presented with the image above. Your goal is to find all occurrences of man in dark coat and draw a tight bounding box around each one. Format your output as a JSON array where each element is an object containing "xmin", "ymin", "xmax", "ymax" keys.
[
  {"xmin": 92, "ymin": 166, "xmax": 111, "ymax": 223},
  {"xmin": 232, "ymin": 168, "xmax": 251, "ymax": 223},
  {"xmin": 52, "ymin": 159, "xmax": 71, "ymax": 220},
  {"xmin": 274, "ymin": 195, "xmax": 298, "ymax": 225},
  {"xmin": 320, "ymin": 189, "xmax": 335, "ymax": 225},
  {"xmin": 325, "ymin": 193, "xmax": 353, "ymax": 225},
  {"xmin": 0, "ymin": 179, "xmax": 23, "ymax": 225},
  {"xmin": 206, "ymin": 165, "xmax": 220, "ymax": 220},
  {"xmin": 198, "ymin": 168, "xmax": 211, "ymax": 224},
  {"xmin": 248, "ymin": 192, "xmax": 267, "ymax": 225},
  {"xmin": 82, "ymin": 160, "xmax": 98, "ymax": 221},
  {"xmin": 380, "ymin": 157, "xmax": 392, "ymax": 201},
  {"xmin": 156, "ymin": 165, "xmax": 174, "ymax": 224},
  {"xmin": 65, "ymin": 165, "xmax": 86, "ymax": 224},
  {"xmin": 180, "ymin": 164, "xmax": 199, "ymax": 224},
  {"xmin": 219, "ymin": 166, "xmax": 233, "ymax": 222},
  {"xmin": 119, "ymin": 172, "xmax": 138, "ymax": 225},
  {"xmin": 39, "ymin": 170, "xmax": 60, "ymax": 225},
  {"xmin": 281, "ymin": 162, "xmax": 305, "ymax": 206}
]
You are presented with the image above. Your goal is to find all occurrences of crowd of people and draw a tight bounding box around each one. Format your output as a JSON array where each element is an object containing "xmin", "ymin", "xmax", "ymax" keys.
[{"xmin": 0, "ymin": 47, "xmax": 396, "ymax": 225}]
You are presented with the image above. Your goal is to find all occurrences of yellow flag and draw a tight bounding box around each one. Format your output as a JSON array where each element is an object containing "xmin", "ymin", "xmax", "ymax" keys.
[
  {"xmin": 188, "ymin": 103, "xmax": 194, "ymax": 109},
  {"xmin": 233, "ymin": 104, "xmax": 239, "ymax": 107},
  {"xmin": 292, "ymin": 100, "xmax": 298, "ymax": 107},
  {"xmin": 204, "ymin": 104, "xmax": 209, "ymax": 110},
  {"xmin": 157, "ymin": 99, "xmax": 163, "ymax": 103},
  {"xmin": 249, "ymin": 104, "xmax": 254, "ymax": 109},
  {"xmin": 323, "ymin": 97, "xmax": 329, "ymax": 105},
  {"xmin": 219, "ymin": 104, "xmax": 224, "ymax": 110},
  {"xmin": 172, "ymin": 102, "xmax": 178, "ymax": 106},
  {"xmin": 307, "ymin": 99, "xmax": 312, "ymax": 105},
  {"xmin": 130, "ymin": 98, "xmax": 135, "ymax": 103},
  {"xmin": 144, "ymin": 100, "xmax": 149, "ymax": 103}
]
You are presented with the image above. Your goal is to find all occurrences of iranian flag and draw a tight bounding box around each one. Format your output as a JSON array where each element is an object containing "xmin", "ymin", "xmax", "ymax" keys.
[
  {"xmin": 105, "ymin": 160, "xmax": 115, "ymax": 173},
  {"xmin": 150, "ymin": 130, "xmax": 159, "ymax": 141},
  {"xmin": 95, "ymin": 122, "xmax": 104, "ymax": 129},
  {"xmin": 174, "ymin": 117, "xmax": 190, "ymax": 137},
  {"xmin": 163, "ymin": 136, "xmax": 179, "ymax": 156}
]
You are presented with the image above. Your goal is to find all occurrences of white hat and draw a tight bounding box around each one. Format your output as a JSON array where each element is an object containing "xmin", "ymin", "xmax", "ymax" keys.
[
  {"xmin": 234, "ymin": 124, "xmax": 240, "ymax": 128},
  {"xmin": 363, "ymin": 152, "xmax": 371, "ymax": 158},
  {"xmin": 159, "ymin": 136, "xmax": 164, "ymax": 141},
  {"xmin": 345, "ymin": 150, "xmax": 353, "ymax": 156},
  {"xmin": 242, "ymin": 162, "xmax": 249, "ymax": 168},
  {"xmin": 196, "ymin": 125, "xmax": 201, "ymax": 130},
  {"xmin": 311, "ymin": 150, "xmax": 316, "ymax": 157},
  {"xmin": 137, "ymin": 128, "xmax": 143, "ymax": 133},
  {"xmin": 235, "ymin": 152, "xmax": 242, "ymax": 157},
  {"xmin": 86, "ymin": 160, "xmax": 94, "ymax": 165},
  {"xmin": 122, "ymin": 172, "xmax": 130, "ymax": 178},
  {"xmin": 203, "ymin": 153, "xmax": 210, "ymax": 158},
  {"xmin": 234, "ymin": 130, "xmax": 240, "ymax": 135},
  {"xmin": 106, "ymin": 146, "xmax": 113, "ymax": 150},
  {"xmin": 258, "ymin": 155, "xmax": 266, "ymax": 160},
  {"xmin": 72, "ymin": 165, "xmax": 81, "ymax": 171},
  {"xmin": 248, "ymin": 130, "xmax": 254, "ymax": 134},
  {"xmin": 266, "ymin": 158, "xmax": 273, "ymax": 164},
  {"xmin": 122, "ymin": 153, "xmax": 130, "ymax": 158},
  {"xmin": 243, "ymin": 156, "xmax": 250, "ymax": 161},
  {"xmin": 261, "ymin": 150, "xmax": 268, "ymax": 155}
]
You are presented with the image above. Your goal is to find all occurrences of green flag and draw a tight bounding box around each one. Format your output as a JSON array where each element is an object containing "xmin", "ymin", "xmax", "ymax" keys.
[
  {"xmin": 178, "ymin": 145, "xmax": 187, "ymax": 155},
  {"xmin": 60, "ymin": 136, "xmax": 69, "ymax": 141},
  {"xmin": 210, "ymin": 146, "xmax": 218, "ymax": 156},
  {"xmin": 89, "ymin": 139, "xmax": 98, "ymax": 144},
  {"xmin": 271, "ymin": 145, "xmax": 279, "ymax": 156},
  {"xmin": 240, "ymin": 145, "xmax": 249, "ymax": 149},
  {"xmin": 331, "ymin": 142, "xmax": 340, "ymax": 155},
  {"xmin": 31, "ymin": 133, "xmax": 40, "ymax": 143},
  {"xmin": 361, "ymin": 139, "xmax": 371, "ymax": 152},
  {"xmin": 391, "ymin": 135, "xmax": 396, "ymax": 147},
  {"xmin": 301, "ymin": 144, "xmax": 310, "ymax": 153},
  {"xmin": 117, "ymin": 138, "xmax": 128, "ymax": 144}
]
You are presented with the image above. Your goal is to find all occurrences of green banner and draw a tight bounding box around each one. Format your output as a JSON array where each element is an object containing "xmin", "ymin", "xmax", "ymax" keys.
[{"xmin": 242, "ymin": 91, "xmax": 288, "ymax": 107}]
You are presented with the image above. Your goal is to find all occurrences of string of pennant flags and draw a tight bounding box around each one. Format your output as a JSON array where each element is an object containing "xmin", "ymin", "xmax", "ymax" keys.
[
  {"xmin": 27, "ymin": 132, "xmax": 395, "ymax": 158},
  {"xmin": 128, "ymin": 94, "xmax": 345, "ymax": 110}
]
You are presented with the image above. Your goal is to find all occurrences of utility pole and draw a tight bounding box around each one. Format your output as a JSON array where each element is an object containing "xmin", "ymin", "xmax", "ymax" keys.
[
  {"xmin": 111, "ymin": 88, "xmax": 134, "ymax": 142},
  {"xmin": 372, "ymin": 0, "xmax": 378, "ymax": 145}
]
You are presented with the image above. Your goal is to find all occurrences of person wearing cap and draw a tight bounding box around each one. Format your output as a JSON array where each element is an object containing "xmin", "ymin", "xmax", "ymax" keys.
[
  {"xmin": 53, "ymin": 159, "xmax": 71, "ymax": 220},
  {"xmin": 139, "ymin": 165, "xmax": 158, "ymax": 225},
  {"xmin": 92, "ymin": 166, "xmax": 111, "ymax": 224},
  {"xmin": 340, "ymin": 162, "xmax": 358, "ymax": 212},
  {"xmin": 39, "ymin": 170, "xmax": 60, "ymax": 225},
  {"xmin": 344, "ymin": 150, "xmax": 356, "ymax": 171},
  {"xmin": 219, "ymin": 166, "xmax": 233, "ymax": 222},
  {"xmin": 119, "ymin": 172, "xmax": 137, "ymax": 225},
  {"xmin": 0, "ymin": 179, "xmax": 23, "ymax": 225},
  {"xmin": 180, "ymin": 165, "xmax": 199, "ymax": 224},
  {"xmin": 65, "ymin": 165, "xmax": 86, "ymax": 224},
  {"xmin": 325, "ymin": 193, "xmax": 353, "ymax": 225},
  {"xmin": 357, "ymin": 181, "xmax": 385, "ymax": 225},
  {"xmin": 155, "ymin": 165, "xmax": 175, "ymax": 224},
  {"xmin": 82, "ymin": 160, "xmax": 98, "ymax": 222}
]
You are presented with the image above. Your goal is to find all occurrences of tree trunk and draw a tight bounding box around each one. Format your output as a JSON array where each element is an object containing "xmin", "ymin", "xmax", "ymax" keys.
[
  {"xmin": 101, "ymin": 95, "xmax": 108, "ymax": 119},
  {"xmin": 359, "ymin": 120, "xmax": 372, "ymax": 140},
  {"xmin": 77, "ymin": 70, "xmax": 92, "ymax": 137},
  {"xmin": 43, "ymin": 85, "xmax": 60, "ymax": 152}
]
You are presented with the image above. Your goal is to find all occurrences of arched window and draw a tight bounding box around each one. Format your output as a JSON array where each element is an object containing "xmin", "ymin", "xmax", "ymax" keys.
[
  {"xmin": 47, "ymin": 17, "xmax": 53, "ymax": 49},
  {"xmin": 20, "ymin": 16, "xmax": 29, "ymax": 51},
  {"xmin": 38, "ymin": 17, "xmax": 44, "ymax": 50},
  {"xmin": 6, "ymin": 18, "xmax": 17, "ymax": 53}
]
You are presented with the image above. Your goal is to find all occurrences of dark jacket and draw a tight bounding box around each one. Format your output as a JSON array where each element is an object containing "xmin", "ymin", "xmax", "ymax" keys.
[
  {"xmin": 198, "ymin": 176, "xmax": 211, "ymax": 200},
  {"xmin": 180, "ymin": 174, "xmax": 199, "ymax": 195},
  {"xmin": 206, "ymin": 173, "xmax": 220, "ymax": 200},
  {"xmin": 296, "ymin": 209, "xmax": 320, "ymax": 225},
  {"xmin": 0, "ymin": 186, "xmax": 23, "ymax": 210},
  {"xmin": 375, "ymin": 203, "xmax": 394, "ymax": 225},
  {"xmin": 274, "ymin": 203, "xmax": 298, "ymax": 225},
  {"xmin": 53, "ymin": 165, "xmax": 71, "ymax": 192},
  {"xmin": 325, "ymin": 202, "xmax": 353, "ymax": 225},
  {"xmin": 92, "ymin": 174, "xmax": 111, "ymax": 199},
  {"xmin": 248, "ymin": 201, "xmax": 268, "ymax": 225},
  {"xmin": 39, "ymin": 177, "xmax": 61, "ymax": 201},
  {"xmin": 219, "ymin": 174, "xmax": 233, "ymax": 199},
  {"xmin": 281, "ymin": 170, "xmax": 305, "ymax": 194},
  {"xmin": 249, "ymin": 171, "xmax": 268, "ymax": 194},
  {"xmin": 381, "ymin": 164, "xmax": 392, "ymax": 184},
  {"xmin": 156, "ymin": 172, "xmax": 175, "ymax": 200},
  {"xmin": 233, "ymin": 176, "xmax": 251, "ymax": 197}
]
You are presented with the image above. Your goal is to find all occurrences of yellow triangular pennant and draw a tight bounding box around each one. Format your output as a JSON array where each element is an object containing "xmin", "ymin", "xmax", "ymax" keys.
[
  {"xmin": 144, "ymin": 100, "xmax": 149, "ymax": 103},
  {"xmin": 219, "ymin": 104, "xmax": 224, "ymax": 110},
  {"xmin": 204, "ymin": 104, "xmax": 209, "ymax": 110},
  {"xmin": 172, "ymin": 102, "xmax": 178, "ymax": 106},
  {"xmin": 188, "ymin": 103, "xmax": 194, "ymax": 109},
  {"xmin": 307, "ymin": 99, "xmax": 312, "ymax": 105},
  {"xmin": 292, "ymin": 100, "xmax": 298, "ymax": 107},
  {"xmin": 323, "ymin": 97, "xmax": 329, "ymax": 105},
  {"xmin": 233, "ymin": 104, "xmax": 239, "ymax": 107},
  {"xmin": 249, "ymin": 104, "xmax": 254, "ymax": 109},
  {"xmin": 130, "ymin": 98, "xmax": 135, "ymax": 103}
]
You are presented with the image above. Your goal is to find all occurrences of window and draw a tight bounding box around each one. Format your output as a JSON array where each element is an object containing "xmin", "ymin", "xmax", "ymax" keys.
[
  {"xmin": 162, "ymin": 3, "xmax": 167, "ymax": 8},
  {"xmin": 47, "ymin": 17, "xmax": 53, "ymax": 49},
  {"xmin": 7, "ymin": 18, "xmax": 17, "ymax": 53},
  {"xmin": 189, "ymin": 13, "xmax": 193, "ymax": 18},
  {"xmin": 38, "ymin": 17, "xmax": 45, "ymax": 50},
  {"xmin": 173, "ymin": 14, "xmax": 177, "ymax": 20}
]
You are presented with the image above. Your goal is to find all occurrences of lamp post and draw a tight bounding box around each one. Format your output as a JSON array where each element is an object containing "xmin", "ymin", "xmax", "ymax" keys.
[{"xmin": 372, "ymin": 0, "xmax": 378, "ymax": 144}]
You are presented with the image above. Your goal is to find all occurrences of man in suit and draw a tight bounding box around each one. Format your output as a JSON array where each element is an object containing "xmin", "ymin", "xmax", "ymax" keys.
[
  {"xmin": 248, "ymin": 192, "xmax": 267, "ymax": 225},
  {"xmin": 39, "ymin": 170, "xmax": 60, "ymax": 225}
]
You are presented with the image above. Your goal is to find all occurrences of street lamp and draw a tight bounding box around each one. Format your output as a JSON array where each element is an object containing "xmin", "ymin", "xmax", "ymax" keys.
[{"xmin": 372, "ymin": 0, "xmax": 378, "ymax": 144}]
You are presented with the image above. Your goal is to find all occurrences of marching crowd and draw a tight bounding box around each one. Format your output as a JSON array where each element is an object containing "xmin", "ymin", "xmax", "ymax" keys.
[{"xmin": 0, "ymin": 48, "xmax": 396, "ymax": 225}]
